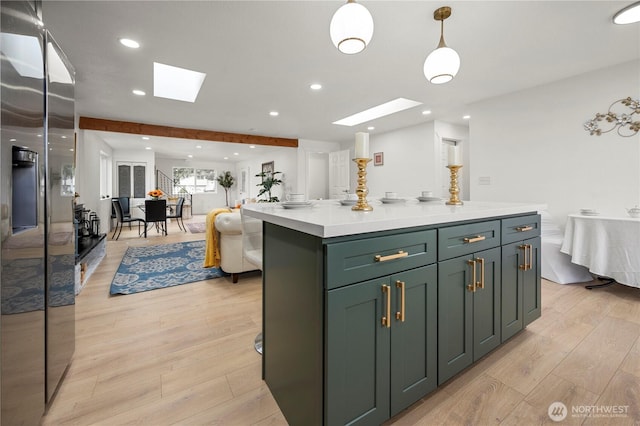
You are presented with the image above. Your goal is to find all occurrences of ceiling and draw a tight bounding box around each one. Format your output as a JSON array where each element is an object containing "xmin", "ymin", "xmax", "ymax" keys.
[{"xmin": 41, "ymin": 1, "xmax": 640, "ymax": 162}]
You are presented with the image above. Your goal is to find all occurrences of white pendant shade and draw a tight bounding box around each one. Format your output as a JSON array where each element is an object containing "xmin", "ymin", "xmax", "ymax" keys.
[
  {"xmin": 423, "ymin": 46, "xmax": 460, "ymax": 84},
  {"xmin": 613, "ymin": 1, "xmax": 640, "ymax": 24},
  {"xmin": 330, "ymin": 1, "xmax": 374, "ymax": 55}
]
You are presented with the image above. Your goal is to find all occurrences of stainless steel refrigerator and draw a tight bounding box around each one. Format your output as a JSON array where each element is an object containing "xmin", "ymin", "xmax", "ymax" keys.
[{"xmin": 1, "ymin": 1, "xmax": 76, "ymax": 424}]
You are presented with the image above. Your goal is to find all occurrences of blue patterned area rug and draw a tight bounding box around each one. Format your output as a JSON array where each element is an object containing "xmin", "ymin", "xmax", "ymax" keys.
[{"xmin": 110, "ymin": 240, "xmax": 227, "ymax": 295}]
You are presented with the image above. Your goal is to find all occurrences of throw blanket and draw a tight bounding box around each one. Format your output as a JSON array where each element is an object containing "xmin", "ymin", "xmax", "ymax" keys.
[{"xmin": 203, "ymin": 208, "xmax": 232, "ymax": 268}]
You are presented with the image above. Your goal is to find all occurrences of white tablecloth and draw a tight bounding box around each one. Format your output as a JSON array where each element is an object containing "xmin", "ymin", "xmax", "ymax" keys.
[{"xmin": 561, "ymin": 214, "xmax": 640, "ymax": 288}]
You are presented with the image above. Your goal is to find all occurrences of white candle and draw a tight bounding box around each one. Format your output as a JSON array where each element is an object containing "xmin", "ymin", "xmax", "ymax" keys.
[
  {"xmin": 448, "ymin": 145, "xmax": 460, "ymax": 165},
  {"xmin": 355, "ymin": 132, "xmax": 369, "ymax": 159}
]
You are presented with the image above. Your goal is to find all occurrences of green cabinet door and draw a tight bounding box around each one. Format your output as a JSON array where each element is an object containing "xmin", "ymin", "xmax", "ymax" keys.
[
  {"xmin": 501, "ymin": 241, "xmax": 524, "ymax": 341},
  {"xmin": 523, "ymin": 237, "xmax": 541, "ymax": 326},
  {"xmin": 390, "ymin": 265, "xmax": 437, "ymax": 417},
  {"xmin": 438, "ymin": 255, "xmax": 473, "ymax": 385},
  {"xmin": 438, "ymin": 247, "xmax": 501, "ymax": 385},
  {"xmin": 501, "ymin": 237, "xmax": 541, "ymax": 341},
  {"xmin": 326, "ymin": 278, "xmax": 391, "ymax": 426},
  {"xmin": 472, "ymin": 247, "xmax": 501, "ymax": 360}
]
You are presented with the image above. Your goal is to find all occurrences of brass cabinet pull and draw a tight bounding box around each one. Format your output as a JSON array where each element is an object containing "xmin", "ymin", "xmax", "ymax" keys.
[
  {"xmin": 518, "ymin": 244, "xmax": 533, "ymax": 271},
  {"xmin": 516, "ymin": 225, "xmax": 533, "ymax": 232},
  {"xmin": 375, "ymin": 250, "xmax": 408, "ymax": 262},
  {"xmin": 467, "ymin": 259, "xmax": 477, "ymax": 292},
  {"xmin": 382, "ymin": 285, "xmax": 391, "ymax": 328},
  {"xmin": 395, "ymin": 280, "xmax": 405, "ymax": 322},
  {"xmin": 463, "ymin": 235, "xmax": 486, "ymax": 244},
  {"xmin": 477, "ymin": 257, "xmax": 485, "ymax": 289},
  {"xmin": 518, "ymin": 244, "xmax": 527, "ymax": 270}
]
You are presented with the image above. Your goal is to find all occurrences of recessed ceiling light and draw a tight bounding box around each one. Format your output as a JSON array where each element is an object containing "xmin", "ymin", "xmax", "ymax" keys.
[
  {"xmin": 69, "ymin": 148, "xmax": 74, "ymax": 152},
  {"xmin": 367, "ymin": 126, "xmax": 375, "ymax": 130},
  {"xmin": 133, "ymin": 89, "xmax": 146, "ymax": 96},
  {"xmin": 333, "ymin": 98, "xmax": 423, "ymax": 126},
  {"xmin": 61, "ymin": 135, "xmax": 67, "ymax": 139},
  {"xmin": 142, "ymin": 136, "xmax": 150, "ymax": 140},
  {"xmin": 310, "ymin": 83, "xmax": 322, "ymax": 90},
  {"xmin": 9, "ymin": 138, "xmax": 16, "ymax": 142},
  {"xmin": 269, "ymin": 111, "xmax": 279, "ymax": 117},
  {"xmin": 614, "ymin": 1, "xmax": 640, "ymax": 24},
  {"xmin": 463, "ymin": 115, "xmax": 471, "ymax": 119},
  {"xmin": 249, "ymin": 145, "xmax": 256, "ymax": 149},
  {"xmin": 422, "ymin": 110, "xmax": 432, "ymax": 115},
  {"xmin": 224, "ymin": 156, "xmax": 229, "ymax": 160},
  {"xmin": 119, "ymin": 38, "xmax": 140, "ymax": 49},
  {"xmin": 153, "ymin": 62, "xmax": 206, "ymax": 103},
  {"xmin": 233, "ymin": 152, "xmax": 239, "ymax": 156},
  {"xmin": 187, "ymin": 154, "xmax": 193, "ymax": 158},
  {"xmin": 196, "ymin": 145, "xmax": 202, "ymax": 149},
  {"xmin": 145, "ymin": 147, "xmax": 152, "ymax": 150},
  {"xmin": 37, "ymin": 134, "xmax": 42, "ymax": 137}
]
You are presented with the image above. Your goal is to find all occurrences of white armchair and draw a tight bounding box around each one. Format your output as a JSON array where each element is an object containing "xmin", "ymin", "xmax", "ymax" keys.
[{"xmin": 214, "ymin": 211, "xmax": 262, "ymax": 283}]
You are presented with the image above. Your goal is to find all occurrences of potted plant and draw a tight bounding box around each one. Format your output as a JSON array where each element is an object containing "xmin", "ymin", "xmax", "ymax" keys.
[
  {"xmin": 255, "ymin": 170, "xmax": 282, "ymax": 202},
  {"xmin": 216, "ymin": 171, "xmax": 235, "ymax": 207}
]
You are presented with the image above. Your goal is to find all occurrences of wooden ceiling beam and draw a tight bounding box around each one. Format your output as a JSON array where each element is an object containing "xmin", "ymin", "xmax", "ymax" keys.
[{"xmin": 78, "ymin": 116, "xmax": 299, "ymax": 148}]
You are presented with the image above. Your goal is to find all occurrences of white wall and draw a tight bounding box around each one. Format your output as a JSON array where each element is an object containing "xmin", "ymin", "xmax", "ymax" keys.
[
  {"xmin": 76, "ymin": 130, "xmax": 113, "ymax": 232},
  {"xmin": 341, "ymin": 121, "xmax": 469, "ymax": 199},
  {"xmin": 307, "ymin": 152, "xmax": 329, "ymax": 199},
  {"xmin": 469, "ymin": 60, "xmax": 640, "ymax": 229},
  {"xmin": 235, "ymin": 145, "xmax": 303, "ymax": 203}
]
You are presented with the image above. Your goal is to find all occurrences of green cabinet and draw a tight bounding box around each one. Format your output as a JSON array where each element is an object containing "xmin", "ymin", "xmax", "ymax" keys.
[
  {"xmin": 261, "ymin": 213, "xmax": 541, "ymax": 425},
  {"xmin": 438, "ymin": 247, "xmax": 501, "ymax": 385},
  {"xmin": 501, "ymin": 215, "xmax": 542, "ymax": 342},
  {"xmin": 326, "ymin": 265, "xmax": 438, "ymax": 425},
  {"xmin": 502, "ymin": 237, "xmax": 542, "ymax": 341}
]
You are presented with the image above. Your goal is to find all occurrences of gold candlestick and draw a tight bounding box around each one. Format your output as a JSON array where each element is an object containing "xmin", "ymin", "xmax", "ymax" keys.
[
  {"xmin": 446, "ymin": 165, "xmax": 464, "ymax": 205},
  {"xmin": 352, "ymin": 158, "xmax": 373, "ymax": 211}
]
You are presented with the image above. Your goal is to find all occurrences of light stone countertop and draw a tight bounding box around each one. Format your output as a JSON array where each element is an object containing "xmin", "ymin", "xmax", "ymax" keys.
[{"xmin": 242, "ymin": 199, "xmax": 547, "ymax": 238}]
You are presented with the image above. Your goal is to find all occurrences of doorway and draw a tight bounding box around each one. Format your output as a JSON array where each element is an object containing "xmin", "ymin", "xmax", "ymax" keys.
[{"xmin": 307, "ymin": 152, "xmax": 329, "ymax": 200}]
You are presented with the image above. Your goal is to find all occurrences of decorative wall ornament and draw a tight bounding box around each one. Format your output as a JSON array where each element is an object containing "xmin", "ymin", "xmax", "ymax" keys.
[
  {"xmin": 373, "ymin": 152, "xmax": 384, "ymax": 166},
  {"xmin": 584, "ymin": 97, "xmax": 640, "ymax": 137}
]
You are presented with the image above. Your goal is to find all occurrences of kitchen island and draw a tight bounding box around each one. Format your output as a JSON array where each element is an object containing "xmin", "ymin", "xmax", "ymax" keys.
[{"xmin": 243, "ymin": 200, "xmax": 545, "ymax": 426}]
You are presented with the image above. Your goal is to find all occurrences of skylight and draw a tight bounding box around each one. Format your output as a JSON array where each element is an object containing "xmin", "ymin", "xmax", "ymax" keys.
[
  {"xmin": 333, "ymin": 98, "xmax": 423, "ymax": 126},
  {"xmin": 153, "ymin": 62, "xmax": 206, "ymax": 103}
]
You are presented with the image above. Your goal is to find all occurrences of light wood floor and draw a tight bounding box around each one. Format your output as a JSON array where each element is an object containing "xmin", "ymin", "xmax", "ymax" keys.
[{"xmin": 42, "ymin": 216, "xmax": 640, "ymax": 425}]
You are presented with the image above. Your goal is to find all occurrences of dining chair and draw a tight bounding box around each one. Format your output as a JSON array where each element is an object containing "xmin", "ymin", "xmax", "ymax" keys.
[
  {"xmin": 111, "ymin": 198, "xmax": 146, "ymax": 240},
  {"xmin": 166, "ymin": 197, "xmax": 186, "ymax": 232},
  {"xmin": 144, "ymin": 199, "xmax": 167, "ymax": 235},
  {"xmin": 110, "ymin": 196, "xmax": 131, "ymax": 228}
]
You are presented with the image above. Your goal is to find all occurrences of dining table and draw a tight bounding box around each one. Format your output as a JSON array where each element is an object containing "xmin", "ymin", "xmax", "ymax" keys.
[{"xmin": 561, "ymin": 213, "xmax": 640, "ymax": 288}]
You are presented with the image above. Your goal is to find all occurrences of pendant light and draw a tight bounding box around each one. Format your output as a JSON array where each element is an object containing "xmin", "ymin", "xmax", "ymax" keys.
[
  {"xmin": 330, "ymin": 0, "xmax": 374, "ymax": 55},
  {"xmin": 423, "ymin": 6, "xmax": 460, "ymax": 84},
  {"xmin": 613, "ymin": 1, "xmax": 640, "ymax": 24}
]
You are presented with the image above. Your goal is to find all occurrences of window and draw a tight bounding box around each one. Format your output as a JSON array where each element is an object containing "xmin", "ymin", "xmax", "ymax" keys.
[
  {"xmin": 172, "ymin": 167, "xmax": 216, "ymax": 193},
  {"xmin": 100, "ymin": 151, "xmax": 112, "ymax": 199},
  {"xmin": 117, "ymin": 162, "xmax": 146, "ymax": 198}
]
